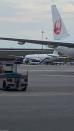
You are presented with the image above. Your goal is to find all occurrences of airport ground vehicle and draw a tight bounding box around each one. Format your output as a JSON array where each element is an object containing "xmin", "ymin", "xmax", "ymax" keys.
[
  {"xmin": 0, "ymin": 64, "xmax": 28, "ymax": 91},
  {"xmin": 15, "ymin": 56, "xmax": 24, "ymax": 64}
]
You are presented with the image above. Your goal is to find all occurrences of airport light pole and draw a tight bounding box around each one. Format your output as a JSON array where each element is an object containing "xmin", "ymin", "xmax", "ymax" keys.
[{"xmin": 41, "ymin": 30, "xmax": 45, "ymax": 50}]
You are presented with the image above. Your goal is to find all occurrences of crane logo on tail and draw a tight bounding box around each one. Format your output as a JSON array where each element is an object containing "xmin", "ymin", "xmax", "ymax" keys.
[{"xmin": 54, "ymin": 19, "xmax": 61, "ymax": 35}]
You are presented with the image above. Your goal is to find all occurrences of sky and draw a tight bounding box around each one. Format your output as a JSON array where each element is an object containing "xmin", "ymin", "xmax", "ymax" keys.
[{"xmin": 0, "ymin": 0, "xmax": 74, "ymax": 48}]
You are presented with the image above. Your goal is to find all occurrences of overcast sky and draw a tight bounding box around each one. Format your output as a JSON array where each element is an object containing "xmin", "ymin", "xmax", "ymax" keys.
[{"xmin": 0, "ymin": 0, "xmax": 74, "ymax": 48}]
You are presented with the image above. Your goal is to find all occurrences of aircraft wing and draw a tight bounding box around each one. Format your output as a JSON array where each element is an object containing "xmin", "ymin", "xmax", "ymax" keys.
[{"xmin": 0, "ymin": 37, "xmax": 74, "ymax": 48}]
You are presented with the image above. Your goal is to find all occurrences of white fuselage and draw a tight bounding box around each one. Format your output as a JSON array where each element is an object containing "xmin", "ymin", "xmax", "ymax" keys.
[
  {"xmin": 56, "ymin": 35, "xmax": 74, "ymax": 57},
  {"xmin": 56, "ymin": 46, "xmax": 74, "ymax": 57},
  {"xmin": 23, "ymin": 53, "xmax": 59, "ymax": 64}
]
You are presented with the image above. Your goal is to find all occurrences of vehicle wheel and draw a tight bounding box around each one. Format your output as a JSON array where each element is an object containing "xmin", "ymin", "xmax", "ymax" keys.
[
  {"xmin": 22, "ymin": 84, "xmax": 27, "ymax": 91},
  {"xmin": 3, "ymin": 81, "xmax": 7, "ymax": 90}
]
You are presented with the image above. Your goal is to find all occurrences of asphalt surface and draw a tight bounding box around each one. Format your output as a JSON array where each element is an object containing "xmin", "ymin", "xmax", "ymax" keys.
[
  {"xmin": 19, "ymin": 64, "xmax": 74, "ymax": 93},
  {"xmin": 0, "ymin": 64, "xmax": 74, "ymax": 131}
]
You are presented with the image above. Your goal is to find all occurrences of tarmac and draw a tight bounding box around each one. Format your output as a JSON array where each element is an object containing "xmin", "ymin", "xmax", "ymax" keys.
[{"xmin": 0, "ymin": 64, "xmax": 74, "ymax": 131}]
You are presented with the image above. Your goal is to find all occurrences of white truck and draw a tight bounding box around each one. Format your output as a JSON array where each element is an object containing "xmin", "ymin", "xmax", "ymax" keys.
[{"xmin": 0, "ymin": 64, "xmax": 28, "ymax": 91}]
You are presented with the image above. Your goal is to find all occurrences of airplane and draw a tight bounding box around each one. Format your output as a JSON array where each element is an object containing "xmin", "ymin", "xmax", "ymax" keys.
[
  {"xmin": 22, "ymin": 5, "xmax": 74, "ymax": 64},
  {"xmin": 23, "ymin": 50, "xmax": 60, "ymax": 64},
  {"xmin": 0, "ymin": 5, "xmax": 74, "ymax": 55},
  {"xmin": 51, "ymin": 5, "xmax": 74, "ymax": 57}
]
